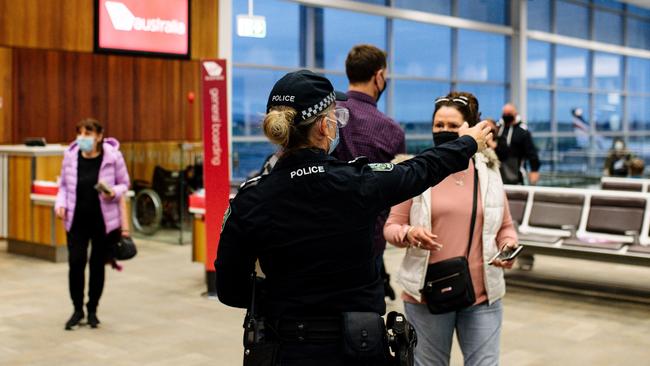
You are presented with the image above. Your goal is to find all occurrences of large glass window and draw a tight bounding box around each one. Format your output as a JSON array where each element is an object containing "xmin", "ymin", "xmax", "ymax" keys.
[
  {"xmin": 556, "ymin": 92, "xmax": 589, "ymax": 132},
  {"xmin": 456, "ymin": 84, "xmax": 507, "ymax": 122},
  {"xmin": 555, "ymin": 1, "xmax": 589, "ymax": 40},
  {"xmin": 458, "ymin": 0, "xmax": 509, "ymax": 25},
  {"xmin": 594, "ymin": 93, "xmax": 623, "ymax": 131},
  {"xmin": 527, "ymin": 0, "xmax": 550, "ymax": 32},
  {"xmin": 594, "ymin": 10, "xmax": 623, "ymax": 45},
  {"xmin": 527, "ymin": 89, "xmax": 552, "ymax": 132},
  {"xmin": 628, "ymin": 96, "xmax": 650, "ymax": 131},
  {"xmin": 627, "ymin": 17, "xmax": 650, "ymax": 50},
  {"xmin": 232, "ymin": 0, "xmax": 300, "ymax": 66},
  {"xmin": 393, "ymin": 0, "xmax": 451, "ymax": 15},
  {"xmin": 627, "ymin": 57, "xmax": 650, "ymax": 94},
  {"xmin": 232, "ymin": 68, "xmax": 286, "ymax": 136},
  {"xmin": 527, "ymin": 40, "xmax": 552, "ymax": 86},
  {"xmin": 393, "ymin": 20, "xmax": 451, "ymax": 79},
  {"xmin": 232, "ymin": 142, "xmax": 277, "ymax": 179},
  {"xmin": 457, "ymin": 30, "xmax": 507, "ymax": 82},
  {"xmin": 322, "ymin": 9, "xmax": 386, "ymax": 70},
  {"xmin": 555, "ymin": 46, "xmax": 589, "ymax": 88},
  {"xmin": 593, "ymin": 52, "xmax": 622, "ymax": 91},
  {"xmin": 393, "ymin": 80, "xmax": 449, "ymax": 134}
]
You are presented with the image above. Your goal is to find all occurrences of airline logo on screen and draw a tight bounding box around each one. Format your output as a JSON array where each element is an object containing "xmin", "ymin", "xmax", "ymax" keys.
[{"xmin": 104, "ymin": 1, "xmax": 186, "ymax": 35}]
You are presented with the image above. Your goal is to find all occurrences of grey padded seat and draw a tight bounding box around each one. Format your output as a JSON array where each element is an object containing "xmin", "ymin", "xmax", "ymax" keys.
[
  {"xmin": 601, "ymin": 182, "xmax": 643, "ymax": 192},
  {"xmin": 506, "ymin": 190, "xmax": 528, "ymax": 226},
  {"xmin": 522, "ymin": 192, "xmax": 585, "ymax": 244},
  {"xmin": 563, "ymin": 196, "xmax": 646, "ymax": 251}
]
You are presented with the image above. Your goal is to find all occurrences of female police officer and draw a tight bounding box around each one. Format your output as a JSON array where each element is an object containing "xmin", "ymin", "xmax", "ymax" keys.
[{"xmin": 216, "ymin": 70, "xmax": 490, "ymax": 366}]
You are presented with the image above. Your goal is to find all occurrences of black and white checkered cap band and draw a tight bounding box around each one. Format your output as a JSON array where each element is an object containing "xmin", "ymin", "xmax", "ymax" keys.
[{"xmin": 300, "ymin": 92, "xmax": 336, "ymax": 121}]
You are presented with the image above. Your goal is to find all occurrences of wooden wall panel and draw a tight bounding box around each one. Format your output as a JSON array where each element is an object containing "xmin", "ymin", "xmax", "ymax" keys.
[
  {"xmin": 191, "ymin": 0, "xmax": 219, "ymax": 59},
  {"xmin": 35, "ymin": 156, "xmax": 63, "ymax": 181},
  {"xmin": 7, "ymin": 156, "xmax": 32, "ymax": 242},
  {"xmin": 0, "ymin": 47, "xmax": 11, "ymax": 143},
  {"xmin": 12, "ymin": 48, "xmax": 203, "ymax": 144},
  {"xmin": 0, "ymin": 0, "xmax": 93, "ymax": 52}
]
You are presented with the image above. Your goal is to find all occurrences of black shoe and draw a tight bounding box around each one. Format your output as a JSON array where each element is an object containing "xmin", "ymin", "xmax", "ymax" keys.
[
  {"xmin": 65, "ymin": 311, "xmax": 85, "ymax": 330},
  {"xmin": 87, "ymin": 312, "xmax": 100, "ymax": 328}
]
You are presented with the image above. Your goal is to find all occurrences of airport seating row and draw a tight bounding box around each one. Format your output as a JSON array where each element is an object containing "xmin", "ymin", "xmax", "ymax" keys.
[{"xmin": 506, "ymin": 182, "xmax": 650, "ymax": 267}]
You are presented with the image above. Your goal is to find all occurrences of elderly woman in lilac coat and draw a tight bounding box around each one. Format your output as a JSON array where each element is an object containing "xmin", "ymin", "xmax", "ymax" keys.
[{"xmin": 55, "ymin": 118, "xmax": 130, "ymax": 330}]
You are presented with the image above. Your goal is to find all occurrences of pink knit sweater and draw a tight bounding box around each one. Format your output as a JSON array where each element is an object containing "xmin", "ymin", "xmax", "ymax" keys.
[{"xmin": 384, "ymin": 161, "xmax": 517, "ymax": 305}]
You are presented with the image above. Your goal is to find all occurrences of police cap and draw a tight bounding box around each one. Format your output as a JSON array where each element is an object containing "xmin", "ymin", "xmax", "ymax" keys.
[{"xmin": 266, "ymin": 70, "xmax": 347, "ymax": 124}]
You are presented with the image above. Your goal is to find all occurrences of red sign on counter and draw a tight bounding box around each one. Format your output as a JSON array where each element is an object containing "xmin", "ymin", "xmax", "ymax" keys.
[
  {"xmin": 96, "ymin": 0, "xmax": 189, "ymax": 56},
  {"xmin": 201, "ymin": 59, "xmax": 230, "ymax": 274}
]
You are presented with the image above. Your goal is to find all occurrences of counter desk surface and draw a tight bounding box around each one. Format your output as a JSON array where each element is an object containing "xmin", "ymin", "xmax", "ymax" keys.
[{"xmin": 1, "ymin": 144, "xmax": 66, "ymax": 261}]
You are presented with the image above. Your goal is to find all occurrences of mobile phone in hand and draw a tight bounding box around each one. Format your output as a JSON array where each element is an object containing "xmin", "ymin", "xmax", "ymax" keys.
[
  {"xmin": 94, "ymin": 181, "xmax": 114, "ymax": 196},
  {"xmin": 489, "ymin": 245, "xmax": 524, "ymax": 264}
]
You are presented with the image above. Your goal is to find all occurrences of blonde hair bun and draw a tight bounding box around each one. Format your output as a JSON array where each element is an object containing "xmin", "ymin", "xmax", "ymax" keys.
[{"xmin": 263, "ymin": 106, "xmax": 296, "ymax": 147}]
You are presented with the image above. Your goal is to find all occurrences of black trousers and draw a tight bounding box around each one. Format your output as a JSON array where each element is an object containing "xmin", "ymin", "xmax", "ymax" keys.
[{"xmin": 67, "ymin": 225, "xmax": 116, "ymax": 313}]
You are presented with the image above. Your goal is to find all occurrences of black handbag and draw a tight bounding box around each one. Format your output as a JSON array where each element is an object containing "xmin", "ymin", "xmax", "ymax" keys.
[
  {"xmin": 113, "ymin": 235, "xmax": 137, "ymax": 260},
  {"xmin": 420, "ymin": 166, "xmax": 478, "ymax": 314}
]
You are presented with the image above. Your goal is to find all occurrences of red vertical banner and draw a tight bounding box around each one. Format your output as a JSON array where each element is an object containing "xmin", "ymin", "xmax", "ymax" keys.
[{"xmin": 201, "ymin": 59, "xmax": 230, "ymax": 274}]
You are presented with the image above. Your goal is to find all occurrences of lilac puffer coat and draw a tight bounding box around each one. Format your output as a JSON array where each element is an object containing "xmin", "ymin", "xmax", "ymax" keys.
[{"xmin": 55, "ymin": 137, "xmax": 130, "ymax": 234}]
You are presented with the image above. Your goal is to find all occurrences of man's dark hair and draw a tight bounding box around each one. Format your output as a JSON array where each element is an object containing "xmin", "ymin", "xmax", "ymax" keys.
[{"xmin": 345, "ymin": 44, "xmax": 387, "ymax": 84}]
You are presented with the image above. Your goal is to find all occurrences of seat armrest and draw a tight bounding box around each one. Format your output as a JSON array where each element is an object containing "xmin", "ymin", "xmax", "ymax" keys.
[
  {"xmin": 624, "ymin": 230, "xmax": 640, "ymax": 246},
  {"xmin": 561, "ymin": 225, "xmax": 577, "ymax": 238}
]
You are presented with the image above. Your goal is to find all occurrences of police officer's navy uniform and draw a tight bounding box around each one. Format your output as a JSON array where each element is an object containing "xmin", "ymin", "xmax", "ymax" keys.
[{"xmin": 215, "ymin": 70, "xmax": 479, "ymax": 365}]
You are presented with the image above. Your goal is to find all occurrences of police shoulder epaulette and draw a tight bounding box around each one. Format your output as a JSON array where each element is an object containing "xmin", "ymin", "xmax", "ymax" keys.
[
  {"xmin": 367, "ymin": 162, "xmax": 395, "ymax": 172},
  {"xmin": 239, "ymin": 175, "xmax": 262, "ymax": 190},
  {"xmin": 519, "ymin": 122, "xmax": 529, "ymax": 131},
  {"xmin": 346, "ymin": 156, "xmax": 369, "ymax": 166}
]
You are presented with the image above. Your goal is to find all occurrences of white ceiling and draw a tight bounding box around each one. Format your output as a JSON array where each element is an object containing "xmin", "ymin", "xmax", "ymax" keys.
[{"xmin": 620, "ymin": 0, "xmax": 650, "ymax": 10}]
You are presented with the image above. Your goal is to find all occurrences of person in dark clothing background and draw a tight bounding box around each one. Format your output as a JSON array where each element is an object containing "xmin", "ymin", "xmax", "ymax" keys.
[
  {"xmin": 495, "ymin": 103, "xmax": 541, "ymax": 185},
  {"xmin": 215, "ymin": 70, "xmax": 491, "ymax": 365},
  {"xmin": 603, "ymin": 138, "xmax": 634, "ymax": 177},
  {"xmin": 333, "ymin": 44, "xmax": 405, "ymax": 301},
  {"xmin": 55, "ymin": 119, "xmax": 130, "ymax": 330}
]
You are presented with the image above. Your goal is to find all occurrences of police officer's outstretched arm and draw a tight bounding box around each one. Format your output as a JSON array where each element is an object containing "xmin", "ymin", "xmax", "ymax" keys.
[
  {"xmin": 215, "ymin": 206, "xmax": 256, "ymax": 308},
  {"xmin": 374, "ymin": 121, "xmax": 490, "ymax": 208}
]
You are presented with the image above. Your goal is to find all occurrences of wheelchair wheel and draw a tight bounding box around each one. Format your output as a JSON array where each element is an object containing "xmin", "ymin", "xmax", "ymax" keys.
[{"xmin": 133, "ymin": 189, "xmax": 163, "ymax": 235}]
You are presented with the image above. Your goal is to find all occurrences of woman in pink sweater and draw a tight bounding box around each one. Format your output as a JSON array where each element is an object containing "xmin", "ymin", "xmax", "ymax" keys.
[{"xmin": 384, "ymin": 92, "xmax": 518, "ymax": 366}]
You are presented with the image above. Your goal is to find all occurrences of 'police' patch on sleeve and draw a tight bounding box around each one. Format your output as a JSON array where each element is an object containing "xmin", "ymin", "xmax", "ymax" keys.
[{"xmin": 368, "ymin": 163, "xmax": 394, "ymax": 172}]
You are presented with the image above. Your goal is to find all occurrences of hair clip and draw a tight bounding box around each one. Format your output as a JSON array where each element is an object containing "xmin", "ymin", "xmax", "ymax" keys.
[{"xmin": 434, "ymin": 97, "xmax": 450, "ymax": 104}]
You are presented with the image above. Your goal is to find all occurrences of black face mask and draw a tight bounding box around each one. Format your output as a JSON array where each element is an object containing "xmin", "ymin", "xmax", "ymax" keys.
[
  {"xmin": 502, "ymin": 114, "xmax": 515, "ymax": 124},
  {"xmin": 376, "ymin": 74, "xmax": 387, "ymax": 102},
  {"xmin": 433, "ymin": 131, "xmax": 459, "ymax": 146}
]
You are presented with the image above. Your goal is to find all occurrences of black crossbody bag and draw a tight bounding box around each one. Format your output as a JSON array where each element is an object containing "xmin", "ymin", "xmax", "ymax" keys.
[{"xmin": 420, "ymin": 166, "xmax": 478, "ymax": 314}]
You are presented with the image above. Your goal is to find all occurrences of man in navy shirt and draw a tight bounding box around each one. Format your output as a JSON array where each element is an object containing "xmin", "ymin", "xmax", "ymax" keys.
[{"xmin": 333, "ymin": 44, "xmax": 406, "ymax": 300}]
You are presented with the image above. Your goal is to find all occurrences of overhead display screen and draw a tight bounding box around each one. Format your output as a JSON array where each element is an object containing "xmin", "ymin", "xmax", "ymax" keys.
[{"xmin": 96, "ymin": 0, "xmax": 190, "ymax": 58}]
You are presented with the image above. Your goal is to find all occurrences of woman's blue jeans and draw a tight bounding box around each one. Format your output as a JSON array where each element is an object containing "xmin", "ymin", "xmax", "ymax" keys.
[{"xmin": 404, "ymin": 300, "xmax": 503, "ymax": 366}]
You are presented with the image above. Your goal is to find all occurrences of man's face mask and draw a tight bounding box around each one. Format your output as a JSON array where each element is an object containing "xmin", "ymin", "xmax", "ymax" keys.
[
  {"xmin": 502, "ymin": 114, "xmax": 515, "ymax": 124},
  {"xmin": 375, "ymin": 71, "xmax": 387, "ymax": 102}
]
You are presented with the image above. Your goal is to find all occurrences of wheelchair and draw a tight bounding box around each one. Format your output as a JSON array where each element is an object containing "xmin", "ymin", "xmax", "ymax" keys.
[{"xmin": 132, "ymin": 164, "xmax": 202, "ymax": 235}]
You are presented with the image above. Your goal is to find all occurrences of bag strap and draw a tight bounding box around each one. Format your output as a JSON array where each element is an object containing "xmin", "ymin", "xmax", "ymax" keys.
[{"xmin": 466, "ymin": 160, "xmax": 479, "ymax": 258}]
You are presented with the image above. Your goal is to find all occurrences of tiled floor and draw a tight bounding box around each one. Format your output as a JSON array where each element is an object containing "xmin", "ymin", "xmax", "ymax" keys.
[{"xmin": 1, "ymin": 239, "xmax": 649, "ymax": 365}]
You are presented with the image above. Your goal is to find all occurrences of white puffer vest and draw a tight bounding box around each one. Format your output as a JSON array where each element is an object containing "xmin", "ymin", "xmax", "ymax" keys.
[{"xmin": 396, "ymin": 152, "xmax": 507, "ymax": 304}]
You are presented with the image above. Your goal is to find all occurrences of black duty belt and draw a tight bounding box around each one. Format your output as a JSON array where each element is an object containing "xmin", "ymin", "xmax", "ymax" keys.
[{"xmin": 270, "ymin": 316, "xmax": 341, "ymax": 343}]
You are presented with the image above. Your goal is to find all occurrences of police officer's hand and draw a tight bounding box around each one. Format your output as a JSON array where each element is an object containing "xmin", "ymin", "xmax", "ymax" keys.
[
  {"xmin": 406, "ymin": 226, "xmax": 442, "ymax": 251},
  {"xmin": 459, "ymin": 121, "xmax": 491, "ymax": 152}
]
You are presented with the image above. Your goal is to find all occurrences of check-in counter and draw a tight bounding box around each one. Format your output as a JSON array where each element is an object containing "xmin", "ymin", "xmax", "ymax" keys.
[
  {"xmin": 0, "ymin": 145, "xmax": 67, "ymax": 261},
  {"xmin": 189, "ymin": 191, "xmax": 206, "ymax": 264}
]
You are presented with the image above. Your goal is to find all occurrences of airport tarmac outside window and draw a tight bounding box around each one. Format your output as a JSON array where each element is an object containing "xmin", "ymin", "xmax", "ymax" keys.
[
  {"xmin": 555, "ymin": 91, "xmax": 589, "ymax": 133},
  {"xmin": 594, "ymin": 93, "xmax": 623, "ymax": 131}
]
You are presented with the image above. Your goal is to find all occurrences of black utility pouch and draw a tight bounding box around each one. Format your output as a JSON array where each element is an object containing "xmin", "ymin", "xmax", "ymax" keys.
[
  {"xmin": 243, "ymin": 342, "xmax": 279, "ymax": 366},
  {"xmin": 341, "ymin": 312, "xmax": 389, "ymax": 363}
]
